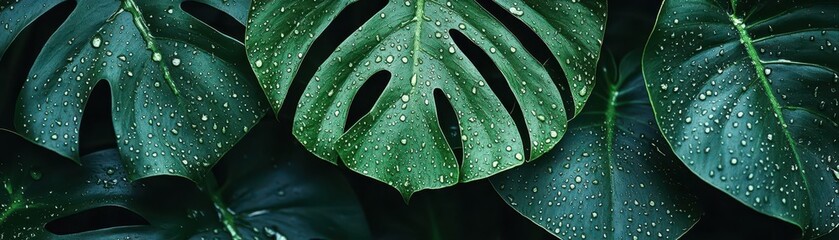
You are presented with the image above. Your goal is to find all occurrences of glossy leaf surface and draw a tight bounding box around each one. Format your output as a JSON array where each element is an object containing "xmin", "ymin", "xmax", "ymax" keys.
[
  {"xmin": 246, "ymin": 0, "xmax": 607, "ymax": 199},
  {"xmin": 0, "ymin": 0, "xmax": 266, "ymax": 181},
  {"xmin": 493, "ymin": 52, "xmax": 701, "ymax": 239},
  {"xmin": 0, "ymin": 122, "xmax": 370, "ymax": 239},
  {"xmin": 643, "ymin": 0, "xmax": 839, "ymax": 238}
]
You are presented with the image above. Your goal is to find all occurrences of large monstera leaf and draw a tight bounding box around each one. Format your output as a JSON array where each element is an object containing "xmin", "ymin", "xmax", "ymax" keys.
[
  {"xmin": 0, "ymin": 0, "xmax": 266, "ymax": 181},
  {"xmin": 0, "ymin": 121, "xmax": 370, "ymax": 239},
  {"xmin": 246, "ymin": 0, "xmax": 607, "ymax": 199},
  {"xmin": 492, "ymin": 52, "xmax": 701, "ymax": 239},
  {"xmin": 644, "ymin": 0, "xmax": 839, "ymax": 238}
]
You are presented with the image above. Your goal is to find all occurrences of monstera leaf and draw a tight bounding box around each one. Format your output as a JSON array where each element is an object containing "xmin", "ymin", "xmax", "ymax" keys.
[
  {"xmin": 0, "ymin": 121, "xmax": 370, "ymax": 239},
  {"xmin": 0, "ymin": 0, "xmax": 266, "ymax": 181},
  {"xmin": 246, "ymin": 0, "xmax": 607, "ymax": 199},
  {"xmin": 492, "ymin": 51, "xmax": 701, "ymax": 239},
  {"xmin": 643, "ymin": 0, "xmax": 838, "ymax": 238}
]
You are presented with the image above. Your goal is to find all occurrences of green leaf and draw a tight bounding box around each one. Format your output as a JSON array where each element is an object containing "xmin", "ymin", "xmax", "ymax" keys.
[
  {"xmin": 0, "ymin": 121, "xmax": 370, "ymax": 239},
  {"xmin": 643, "ymin": 0, "xmax": 839, "ymax": 238},
  {"xmin": 492, "ymin": 51, "xmax": 701, "ymax": 239},
  {"xmin": 0, "ymin": 0, "xmax": 267, "ymax": 181},
  {"xmin": 246, "ymin": 0, "xmax": 607, "ymax": 199}
]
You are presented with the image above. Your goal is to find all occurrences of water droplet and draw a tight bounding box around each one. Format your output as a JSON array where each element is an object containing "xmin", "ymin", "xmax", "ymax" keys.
[
  {"xmin": 91, "ymin": 36, "xmax": 102, "ymax": 48},
  {"xmin": 30, "ymin": 170, "xmax": 42, "ymax": 180},
  {"xmin": 508, "ymin": 7, "xmax": 524, "ymax": 16}
]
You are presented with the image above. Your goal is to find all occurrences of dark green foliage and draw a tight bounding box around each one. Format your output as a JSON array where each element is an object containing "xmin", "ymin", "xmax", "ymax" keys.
[{"xmin": 0, "ymin": 121, "xmax": 370, "ymax": 239}]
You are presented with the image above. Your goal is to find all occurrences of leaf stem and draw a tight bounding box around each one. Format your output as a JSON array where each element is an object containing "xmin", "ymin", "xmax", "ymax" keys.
[
  {"xmin": 423, "ymin": 198, "xmax": 443, "ymax": 240},
  {"xmin": 121, "ymin": 0, "xmax": 180, "ymax": 96},
  {"xmin": 200, "ymin": 176, "xmax": 242, "ymax": 240}
]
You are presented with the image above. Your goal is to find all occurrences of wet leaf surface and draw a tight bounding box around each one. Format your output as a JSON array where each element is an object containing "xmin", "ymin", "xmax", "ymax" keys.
[
  {"xmin": 643, "ymin": 0, "xmax": 839, "ymax": 238},
  {"xmin": 493, "ymin": 52, "xmax": 701, "ymax": 239},
  {"xmin": 246, "ymin": 0, "xmax": 607, "ymax": 199},
  {"xmin": 0, "ymin": 0, "xmax": 267, "ymax": 181}
]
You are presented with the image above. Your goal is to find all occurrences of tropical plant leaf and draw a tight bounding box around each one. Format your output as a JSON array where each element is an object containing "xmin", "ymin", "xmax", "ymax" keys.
[
  {"xmin": 0, "ymin": 121, "xmax": 370, "ymax": 239},
  {"xmin": 0, "ymin": 0, "xmax": 266, "ymax": 181},
  {"xmin": 643, "ymin": 0, "xmax": 839, "ymax": 238},
  {"xmin": 246, "ymin": 0, "xmax": 607, "ymax": 199},
  {"xmin": 492, "ymin": 51, "xmax": 701, "ymax": 239}
]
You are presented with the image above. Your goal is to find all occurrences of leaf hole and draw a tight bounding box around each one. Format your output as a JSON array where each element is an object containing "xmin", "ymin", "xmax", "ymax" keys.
[
  {"xmin": 276, "ymin": 0, "xmax": 387, "ymax": 121},
  {"xmin": 0, "ymin": 0, "xmax": 76, "ymax": 129},
  {"xmin": 448, "ymin": 29, "xmax": 532, "ymax": 158},
  {"xmin": 448, "ymin": 30, "xmax": 515, "ymax": 112},
  {"xmin": 45, "ymin": 206, "xmax": 150, "ymax": 235},
  {"xmin": 181, "ymin": 1, "xmax": 245, "ymax": 42},
  {"xmin": 433, "ymin": 89, "xmax": 463, "ymax": 164},
  {"xmin": 345, "ymin": 70, "xmax": 392, "ymax": 131},
  {"xmin": 475, "ymin": 0, "xmax": 576, "ymax": 118},
  {"xmin": 78, "ymin": 81, "xmax": 117, "ymax": 156}
]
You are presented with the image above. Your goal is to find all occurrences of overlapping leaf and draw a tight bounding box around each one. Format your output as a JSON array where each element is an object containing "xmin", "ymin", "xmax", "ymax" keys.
[
  {"xmin": 0, "ymin": 0, "xmax": 266, "ymax": 181},
  {"xmin": 0, "ymin": 121, "xmax": 370, "ymax": 239},
  {"xmin": 493, "ymin": 52, "xmax": 701, "ymax": 239},
  {"xmin": 643, "ymin": 0, "xmax": 839, "ymax": 238},
  {"xmin": 246, "ymin": 0, "xmax": 607, "ymax": 199}
]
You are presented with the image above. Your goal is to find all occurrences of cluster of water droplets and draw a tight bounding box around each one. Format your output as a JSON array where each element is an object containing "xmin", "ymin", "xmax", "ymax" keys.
[
  {"xmin": 246, "ymin": 0, "xmax": 606, "ymax": 197},
  {"xmin": 495, "ymin": 53, "xmax": 700, "ymax": 239},
  {"xmin": 9, "ymin": 0, "xmax": 265, "ymax": 180},
  {"xmin": 645, "ymin": 0, "xmax": 838, "ymax": 236}
]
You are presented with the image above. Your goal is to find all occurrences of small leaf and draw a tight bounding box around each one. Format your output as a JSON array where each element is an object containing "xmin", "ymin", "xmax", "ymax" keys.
[
  {"xmin": 492, "ymin": 51, "xmax": 701, "ymax": 239},
  {"xmin": 246, "ymin": 0, "xmax": 607, "ymax": 199},
  {"xmin": 643, "ymin": 0, "xmax": 839, "ymax": 238},
  {"xmin": 0, "ymin": 0, "xmax": 267, "ymax": 181},
  {"xmin": 0, "ymin": 121, "xmax": 370, "ymax": 239}
]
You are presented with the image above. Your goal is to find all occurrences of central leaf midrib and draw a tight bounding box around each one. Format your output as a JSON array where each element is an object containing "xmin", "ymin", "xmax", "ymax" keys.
[
  {"xmin": 728, "ymin": 12, "xmax": 812, "ymax": 212},
  {"xmin": 410, "ymin": 0, "xmax": 426, "ymax": 88},
  {"xmin": 603, "ymin": 81, "xmax": 619, "ymax": 233},
  {"xmin": 122, "ymin": 0, "xmax": 179, "ymax": 96},
  {"xmin": 0, "ymin": 182, "xmax": 23, "ymax": 223}
]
